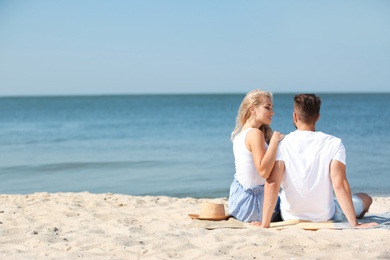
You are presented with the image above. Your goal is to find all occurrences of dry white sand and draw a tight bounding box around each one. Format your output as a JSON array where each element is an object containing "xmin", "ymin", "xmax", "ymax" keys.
[{"xmin": 0, "ymin": 193, "xmax": 389, "ymax": 259}]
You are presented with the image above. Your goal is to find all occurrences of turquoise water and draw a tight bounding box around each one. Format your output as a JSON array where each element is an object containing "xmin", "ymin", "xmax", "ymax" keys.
[{"xmin": 0, "ymin": 94, "xmax": 389, "ymax": 198}]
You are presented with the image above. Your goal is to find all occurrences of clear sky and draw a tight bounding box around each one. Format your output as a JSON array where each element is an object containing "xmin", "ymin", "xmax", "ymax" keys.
[{"xmin": 0, "ymin": 1, "xmax": 389, "ymax": 96}]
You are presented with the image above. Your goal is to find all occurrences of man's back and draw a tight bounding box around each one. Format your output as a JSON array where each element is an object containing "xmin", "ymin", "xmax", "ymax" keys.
[
  {"xmin": 261, "ymin": 93, "xmax": 377, "ymax": 228},
  {"xmin": 277, "ymin": 130, "xmax": 346, "ymax": 221}
]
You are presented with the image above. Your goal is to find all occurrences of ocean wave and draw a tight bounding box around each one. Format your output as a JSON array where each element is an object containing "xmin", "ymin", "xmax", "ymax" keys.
[{"xmin": 0, "ymin": 160, "xmax": 165, "ymax": 174}]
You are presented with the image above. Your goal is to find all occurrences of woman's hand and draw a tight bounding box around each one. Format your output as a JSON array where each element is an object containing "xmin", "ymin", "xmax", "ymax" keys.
[{"xmin": 270, "ymin": 131, "xmax": 285, "ymax": 145}]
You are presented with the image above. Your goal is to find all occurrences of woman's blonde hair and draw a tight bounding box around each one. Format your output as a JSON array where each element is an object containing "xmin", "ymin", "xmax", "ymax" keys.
[{"xmin": 231, "ymin": 89, "xmax": 273, "ymax": 143}]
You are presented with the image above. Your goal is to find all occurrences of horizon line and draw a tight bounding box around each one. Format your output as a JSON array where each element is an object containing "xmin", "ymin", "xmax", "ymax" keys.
[{"xmin": 1, "ymin": 91, "xmax": 389, "ymax": 98}]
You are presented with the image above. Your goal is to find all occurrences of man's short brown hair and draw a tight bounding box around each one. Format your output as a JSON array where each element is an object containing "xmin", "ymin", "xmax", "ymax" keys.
[{"xmin": 294, "ymin": 94, "xmax": 321, "ymax": 124}]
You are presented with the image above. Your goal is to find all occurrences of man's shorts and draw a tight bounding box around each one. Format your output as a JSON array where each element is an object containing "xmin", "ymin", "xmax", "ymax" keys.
[{"xmin": 332, "ymin": 195, "xmax": 364, "ymax": 222}]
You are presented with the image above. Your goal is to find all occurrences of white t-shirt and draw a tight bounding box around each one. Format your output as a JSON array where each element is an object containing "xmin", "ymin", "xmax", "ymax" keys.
[
  {"xmin": 233, "ymin": 128, "xmax": 267, "ymax": 189},
  {"xmin": 276, "ymin": 130, "xmax": 346, "ymax": 222}
]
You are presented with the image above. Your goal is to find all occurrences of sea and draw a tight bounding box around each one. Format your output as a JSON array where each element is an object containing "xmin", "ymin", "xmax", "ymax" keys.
[{"xmin": 0, "ymin": 93, "xmax": 389, "ymax": 198}]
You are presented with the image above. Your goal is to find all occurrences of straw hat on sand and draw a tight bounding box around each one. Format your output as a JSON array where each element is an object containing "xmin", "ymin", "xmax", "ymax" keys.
[{"xmin": 188, "ymin": 202, "xmax": 230, "ymax": 221}]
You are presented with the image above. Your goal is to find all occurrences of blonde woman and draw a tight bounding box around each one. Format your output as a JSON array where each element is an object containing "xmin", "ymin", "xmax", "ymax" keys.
[{"xmin": 229, "ymin": 90, "xmax": 284, "ymax": 222}]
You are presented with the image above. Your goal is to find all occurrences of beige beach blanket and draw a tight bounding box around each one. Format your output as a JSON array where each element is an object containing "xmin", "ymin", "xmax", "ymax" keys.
[
  {"xmin": 190, "ymin": 212, "xmax": 390, "ymax": 231},
  {"xmin": 189, "ymin": 217, "xmax": 375, "ymax": 230},
  {"xmin": 269, "ymin": 219, "xmax": 353, "ymax": 230}
]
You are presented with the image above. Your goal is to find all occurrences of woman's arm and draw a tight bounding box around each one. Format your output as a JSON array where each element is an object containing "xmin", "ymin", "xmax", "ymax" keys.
[{"xmin": 247, "ymin": 129, "xmax": 284, "ymax": 179}]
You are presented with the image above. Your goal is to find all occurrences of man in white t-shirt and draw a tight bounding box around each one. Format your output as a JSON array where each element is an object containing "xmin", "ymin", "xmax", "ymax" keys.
[{"xmin": 261, "ymin": 94, "xmax": 378, "ymax": 228}]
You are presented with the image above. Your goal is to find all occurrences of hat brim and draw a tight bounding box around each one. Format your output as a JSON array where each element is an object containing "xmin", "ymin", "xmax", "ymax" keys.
[{"xmin": 188, "ymin": 214, "xmax": 230, "ymax": 221}]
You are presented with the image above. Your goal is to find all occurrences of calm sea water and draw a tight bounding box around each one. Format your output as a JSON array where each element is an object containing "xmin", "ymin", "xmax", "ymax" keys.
[{"xmin": 0, "ymin": 94, "xmax": 389, "ymax": 198}]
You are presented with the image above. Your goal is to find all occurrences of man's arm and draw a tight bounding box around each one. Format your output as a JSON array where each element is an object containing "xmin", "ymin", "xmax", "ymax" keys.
[
  {"xmin": 330, "ymin": 160, "xmax": 378, "ymax": 228},
  {"xmin": 261, "ymin": 160, "xmax": 284, "ymax": 228}
]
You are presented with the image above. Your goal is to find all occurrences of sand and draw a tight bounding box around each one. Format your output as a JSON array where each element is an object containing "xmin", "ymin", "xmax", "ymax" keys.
[{"xmin": 0, "ymin": 193, "xmax": 389, "ymax": 259}]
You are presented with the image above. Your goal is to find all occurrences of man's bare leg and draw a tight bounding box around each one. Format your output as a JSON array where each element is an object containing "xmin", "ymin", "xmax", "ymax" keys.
[{"xmin": 355, "ymin": 193, "xmax": 373, "ymax": 219}]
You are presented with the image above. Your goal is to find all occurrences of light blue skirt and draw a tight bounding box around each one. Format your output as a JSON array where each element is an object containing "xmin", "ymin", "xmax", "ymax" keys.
[{"xmin": 228, "ymin": 178, "xmax": 265, "ymax": 222}]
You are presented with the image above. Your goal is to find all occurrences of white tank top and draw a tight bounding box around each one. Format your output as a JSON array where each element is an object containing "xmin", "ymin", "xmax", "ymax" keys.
[{"xmin": 233, "ymin": 128, "xmax": 267, "ymax": 189}]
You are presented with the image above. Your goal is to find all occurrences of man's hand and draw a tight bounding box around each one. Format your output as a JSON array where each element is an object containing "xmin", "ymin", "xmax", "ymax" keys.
[{"xmin": 353, "ymin": 222, "xmax": 379, "ymax": 229}]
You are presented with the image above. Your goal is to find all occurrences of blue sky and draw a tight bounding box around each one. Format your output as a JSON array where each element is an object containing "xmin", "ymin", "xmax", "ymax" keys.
[{"xmin": 0, "ymin": 1, "xmax": 389, "ymax": 96}]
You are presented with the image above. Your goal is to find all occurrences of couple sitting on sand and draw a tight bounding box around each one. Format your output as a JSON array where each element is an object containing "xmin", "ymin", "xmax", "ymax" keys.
[{"xmin": 228, "ymin": 90, "xmax": 378, "ymax": 228}]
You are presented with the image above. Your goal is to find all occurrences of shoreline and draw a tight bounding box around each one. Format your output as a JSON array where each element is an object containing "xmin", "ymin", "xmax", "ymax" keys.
[{"xmin": 0, "ymin": 192, "xmax": 389, "ymax": 259}]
